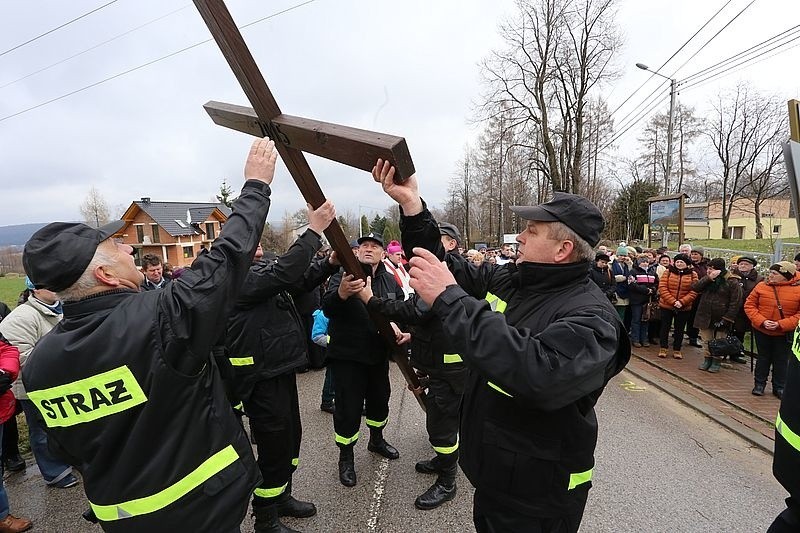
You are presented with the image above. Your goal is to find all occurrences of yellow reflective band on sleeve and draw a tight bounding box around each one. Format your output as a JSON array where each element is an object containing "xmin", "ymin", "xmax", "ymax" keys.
[
  {"xmin": 792, "ymin": 328, "xmax": 800, "ymax": 362},
  {"xmin": 365, "ymin": 417, "xmax": 388, "ymax": 428},
  {"xmin": 776, "ymin": 412, "xmax": 800, "ymax": 453},
  {"xmin": 229, "ymin": 356, "xmax": 255, "ymax": 366},
  {"xmin": 484, "ymin": 292, "xmax": 508, "ymax": 314},
  {"xmin": 233, "ymin": 402, "xmax": 244, "ymax": 412},
  {"xmin": 568, "ymin": 468, "xmax": 593, "ymax": 490},
  {"xmin": 334, "ymin": 432, "xmax": 360, "ymax": 445},
  {"xmin": 291, "ymin": 458, "xmax": 299, "ymax": 467},
  {"xmin": 90, "ymin": 445, "xmax": 239, "ymax": 521},
  {"xmin": 487, "ymin": 381, "xmax": 513, "ymax": 397},
  {"xmin": 432, "ymin": 439, "xmax": 459, "ymax": 455},
  {"xmin": 254, "ymin": 482, "xmax": 288, "ymax": 499},
  {"xmin": 443, "ymin": 353, "xmax": 463, "ymax": 364},
  {"xmin": 28, "ymin": 365, "xmax": 147, "ymax": 428},
  {"xmin": 326, "ymin": 335, "xmax": 331, "ymax": 344}
]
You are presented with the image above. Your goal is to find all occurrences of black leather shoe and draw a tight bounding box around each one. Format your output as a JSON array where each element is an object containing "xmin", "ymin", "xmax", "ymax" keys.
[
  {"xmin": 277, "ymin": 494, "xmax": 317, "ymax": 518},
  {"xmin": 414, "ymin": 481, "xmax": 457, "ymax": 510},
  {"xmin": 339, "ymin": 460, "xmax": 356, "ymax": 487},
  {"xmin": 3, "ymin": 454, "xmax": 25, "ymax": 473},
  {"xmin": 729, "ymin": 355, "xmax": 747, "ymax": 364},
  {"xmin": 688, "ymin": 339, "xmax": 702, "ymax": 348},
  {"xmin": 415, "ymin": 457, "xmax": 441, "ymax": 474},
  {"xmin": 320, "ymin": 402, "xmax": 334, "ymax": 414},
  {"xmin": 774, "ymin": 388, "xmax": 784, "ymax": 400},
  {"xmin": 752, "ymin": 384, "xmax": 765, "ymax": 396},
  {"xmin": 368, "ymin": 440, "xmax": 399, "ymax": 460},
  {"xmin": 253, "ymin": 504, "xmax": 300, "ymax": 533}
]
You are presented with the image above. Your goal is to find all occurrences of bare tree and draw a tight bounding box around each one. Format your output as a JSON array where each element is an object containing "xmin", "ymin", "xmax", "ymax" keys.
[
  {"xmin": 706, "ymin": 84, "xmax": 785, "ymax": 238},
  {"xmin": 80, "ymin": 187, "xmax": 111, "ymax": 228},
  {"xmin": 479, "ymin": 0, "xmax": 620, "ymax": 195}
]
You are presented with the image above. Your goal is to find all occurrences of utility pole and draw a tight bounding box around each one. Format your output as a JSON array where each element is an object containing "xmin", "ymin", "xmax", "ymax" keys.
[{"xmin": 636, "ymin": 63, "xmax": 678, "ymax": 194}]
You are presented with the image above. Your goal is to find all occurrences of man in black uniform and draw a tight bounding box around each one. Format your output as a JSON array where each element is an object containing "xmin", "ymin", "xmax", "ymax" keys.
[
  {"xmin": 225, "ymin": 202, "xmax": 338, "ymax": 533},
  {"xmin": 373, "ymin": 160, "xmax": 630, "ymax": 533},
  {"xmin": 358, "ymin": 222, "xmax": 466, "ymax": 510},
  {"xmin": 322, "ymin": 232, "xmax": 405, "ymax": 487},
  {"xmin": 769, "ymin": 326, "xmax": 800, "ymax": 532},
  {"xmin": 21, "ymin": 138, "xmax": 277, "ymax": 533}
]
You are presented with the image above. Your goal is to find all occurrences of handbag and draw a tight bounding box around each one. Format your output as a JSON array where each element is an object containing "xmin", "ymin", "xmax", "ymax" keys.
[
  {"xmin": 648, "ymin": 300, "xmax": 661, "ymax": 321},
  {"xmin": 641, "ymin": 302, "xmax": 651, "ymax": 322},
  {"xmin": 707, "ymin": 330, "xmax": 745, "ymax": 357}
]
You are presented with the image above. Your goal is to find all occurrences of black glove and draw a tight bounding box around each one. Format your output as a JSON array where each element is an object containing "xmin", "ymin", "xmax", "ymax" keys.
[{"xmin": 0, "ymin": 372, "xmax": 12, "ymax": 394}]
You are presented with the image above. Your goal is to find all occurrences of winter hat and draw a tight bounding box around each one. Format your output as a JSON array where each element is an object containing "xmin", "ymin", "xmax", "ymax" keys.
[
  {"xmin": 595, "ymin": 253, "xmax": 610, "ymax": 262},
  {"xmin": 770, "ymin": 261, "xmax": 797, "ymax": 281},
  {"xmin": 636, "ymin": 256, "xmax": 651, "ymax": 265},
  {"xmin": 691, "ymin": 246, "xmax": 705, "ymax": 256},
  {"xmin": 674, "ymin": 253, "xmax": 691, "ymax": 265},
  {"xmin": 709, "ymin": 258, "xmax": 726, "ymax": 271},
  {"xmin": 616, "ymin": 246, "xmax": 628, "ymax": 256},
  {"xmin": 386, "ymin": 240, "xmax": 403, "ymax": 254},
  {"xmin": 626, "ymin": 246, "xmax": 638, "ymax": 256},
  {"xmin": 24, "ymin": 276, "xmax": 36, "ymax": 291},
  {"xmin": 737, "ymin": 256, "xmax": 758, "ymax": 267}
]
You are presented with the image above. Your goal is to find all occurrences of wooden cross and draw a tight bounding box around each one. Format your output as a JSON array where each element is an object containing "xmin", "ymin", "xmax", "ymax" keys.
[{"xmin": 193, "ymin": 0, "xmax": 425, "ymax": 409}]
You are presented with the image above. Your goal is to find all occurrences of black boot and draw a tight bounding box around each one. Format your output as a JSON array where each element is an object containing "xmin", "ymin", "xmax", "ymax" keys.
[
  {"xmin": 752, "ymin": 383, "xmax": 766, "ymax": 396},
  {"xmin": 367, "ymin": 428, "xmax": 399, "ymax": 460},
  {"xmin": 277, "ymin": 479, "xmax": 316, "ymax": 518},
  {"xmin": 414, "ymin": 464, "xmax": 457, "ymax": 510},
  {"xmin": 253, "ymin": 504, "xmax": 301, "ymax": 533},
  {"xmin": 415, "ymin": 456, "xmax": 442, "ymax": 475},
  {"xmin": 338, "ymin": 446, "xmax": 356, "ymax": 487}
]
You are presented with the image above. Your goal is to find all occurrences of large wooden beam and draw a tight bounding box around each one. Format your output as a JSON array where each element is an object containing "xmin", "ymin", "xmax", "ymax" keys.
[
  {"xmin": 204, "ymin": 101, "xmax": 415, "ymax": 182},
  {"xmin": 193, "ymin": 0, "xmax": 424, "ymax": 409}
]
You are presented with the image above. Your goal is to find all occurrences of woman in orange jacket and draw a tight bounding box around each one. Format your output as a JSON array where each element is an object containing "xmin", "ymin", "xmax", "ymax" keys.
[
  {"xmin": 744, "ymin": 261, "xmax": 800, "ymax": 398},
  {"xmin": 657, "ymin": 253, "xmax": 698, "ymax": 359}
]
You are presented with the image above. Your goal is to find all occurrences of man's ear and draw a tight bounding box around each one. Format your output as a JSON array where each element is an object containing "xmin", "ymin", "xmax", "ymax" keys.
[
  {"xmin": 93, "ymin": 264, "xmax": 121, "ymax": 287},
  {"xmin": 555, "ymin": 240, "xmax": 575, "ymax": 262}
]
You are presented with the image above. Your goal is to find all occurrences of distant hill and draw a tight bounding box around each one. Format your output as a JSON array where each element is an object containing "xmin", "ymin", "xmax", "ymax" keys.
[{"xmin": 0, "ymin": 223, "xmax": 49, "ymax": 247}]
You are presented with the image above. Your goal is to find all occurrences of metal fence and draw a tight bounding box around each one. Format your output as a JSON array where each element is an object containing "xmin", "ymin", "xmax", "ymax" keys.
[{"xmin": 672, "ymin": 240, "xmax": 800, "ymax": 275}]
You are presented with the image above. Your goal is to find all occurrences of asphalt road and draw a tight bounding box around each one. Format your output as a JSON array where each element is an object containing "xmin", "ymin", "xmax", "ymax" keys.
[{"xmin": 2, "ymin": 365, "xmax": 788, "ymax": 532}]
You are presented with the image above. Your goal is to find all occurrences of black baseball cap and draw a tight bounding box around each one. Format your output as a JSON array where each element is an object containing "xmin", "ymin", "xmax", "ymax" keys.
[
  {"xmin": 510, "ymin": 192, "xmax": 605, "ymax": 247},
  {"xmin": 23, "ymin": 220, "xmax": 126, "ymax": 292},
  {"xmin": 438, "ymin": 222, "xmax": 462, "ymax": 245},
  {"xmin": 357, "ymin": 232, "xmax": 384, "ymax": 247}
]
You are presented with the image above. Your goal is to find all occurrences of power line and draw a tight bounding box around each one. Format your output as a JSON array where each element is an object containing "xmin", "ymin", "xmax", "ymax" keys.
[
  {"xmin": 0, "ymin": 0, "xmax": 120, "ymax": 59},
  {"xmin": 608, "ymin": 0, "xmax": 735, "ymax": 118},
  {"xmin": 0, "ymin": 4, "xmax": 192, "ymax": 90},
  {"xmin": 0, "ymin": 0, "xmax": 317, "ymax": 123},
  {"xmin": 681, "ymin": 23, "xmax": 800, "ymax": 83},
  {"xmin": 600, "ymin": 89, "xmax": 670, "ymax": 152}
]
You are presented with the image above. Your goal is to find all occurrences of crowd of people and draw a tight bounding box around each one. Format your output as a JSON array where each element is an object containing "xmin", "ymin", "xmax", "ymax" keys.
[
  {"xmin": 588, "ymin": 242, "xmax": 800, "ymax": 399},
  {"xmin": 0, "ymin": 138, "xmax": 796, "ymax": 532}
]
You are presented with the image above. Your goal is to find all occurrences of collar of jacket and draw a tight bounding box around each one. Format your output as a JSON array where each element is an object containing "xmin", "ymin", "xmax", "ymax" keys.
[
  {"xmin": 668, "ymin": 264, "xmax": 693, "ymax": 275},
  {"xmin": 360, "ymin": 260, "xmax": 387, "ymax": 278},
  {"xmin": 511, "ymin": 260, "xmax": 591, "ymax": 291},
  {"xmin": 63, "ymin": 288, "xmax": 137, "ymax": 318}
]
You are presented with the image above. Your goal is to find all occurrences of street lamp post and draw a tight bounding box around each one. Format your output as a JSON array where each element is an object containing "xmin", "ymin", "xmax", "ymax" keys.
[{"xmin": 636, "ymin": 63, "xmax": 677, "ymax": 195}]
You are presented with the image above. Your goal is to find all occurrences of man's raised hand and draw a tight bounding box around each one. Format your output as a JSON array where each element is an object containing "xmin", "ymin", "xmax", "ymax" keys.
[
  {"xmin": 407, "ymin": 247, "xmax": 457, "ymax": 306},
  {"xmin": 337, "ymin": 274, "xmax": 365, "ymax": 300},
  {"xmin": 308, "ymin": 200, "xmax": 336, "ymax": 235},
  {"xmin": 371, "ymin": 159, "xmax": 423, "ymax": 216},
  {"xmin": 244, "ymin": 137, "xmax": 278, "ymax": 185}
]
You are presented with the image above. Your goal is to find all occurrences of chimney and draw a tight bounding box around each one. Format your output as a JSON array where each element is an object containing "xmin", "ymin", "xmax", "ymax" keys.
[{"xmin": 141, "ymin": 197, "xmax": 151, "ymax": 204}]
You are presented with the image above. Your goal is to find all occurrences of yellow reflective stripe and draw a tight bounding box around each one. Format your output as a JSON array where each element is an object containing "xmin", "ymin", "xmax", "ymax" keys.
[
  {"xmin": 792, "ymin": 327, "xmax": 800, "ymax": 362},
  {"xmin": 254, "ymin": 482, "xmax": 288, "ymax": 499},
  {"xmin": 229, "ymin": 356, "xmax": 255, "ymax": 366},
  {"xmin": 568, "ymin": 468, "xmax": 593, "ymax": 490},
  {"xmin": 28, "ymin": 365, "xmax": 147, "ymax": 428},
  {"xmin": 326, "ymin": 335, "xmax": 331, "ymax": 344},
  {"xmin": 484, "ymin": 292, "xmax": 507, "ymax": 314},
  {"xmin": 233, "ymin": 402, "xmax": 244, "ymax": 412},
  {"xmin": 432, "ymin": 439, "xmax": 459, "ymax": 455},
  {"xmin": 90, "ymin": 445, "xmax": 239, "ymax": 521},
  {"xmin": 776, "ymin": 412, "xmax": 800, "ymax": 453},
  {"xmin": 443, "ymin": 353, "xmax": 463, "ymax": 364},
  {"xmin": 291, "ymin": 458, "xmax": 299, "ymax": 467},
  {"xmin": 487, "ymin": 381, "xmax": 513, "ymax": 397},
  {"xmin": 334, "ymin": 432, "xmax": 360, "ymax": 445},
  {"xmin": 365, "ymin": 417, "xmax": 388, "ymax": 428}
]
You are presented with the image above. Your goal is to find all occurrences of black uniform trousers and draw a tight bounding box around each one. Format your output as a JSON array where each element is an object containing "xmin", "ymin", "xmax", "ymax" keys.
[
  {"xmin": 473, "ymin": 490, "xmax": 586, "ymax": 533},
  {"xmin": 753, "ymin": 331, "xmax": 791, "ymax": 391},
  {"xmin": 242, "ymin": 371, "xmax": 301, "ymax": 506},
  {"xmin": 769, "ymin": 497, "xmax": 800, "ymax": 533},
  {"xmin": 330, "ymin": 358, "xmax": 390, "ymax": 445},
  {"xmin": 424, "ymin": 371, "xmax": 464, "ymax": 465},
  {"xmin": 659, "ymin": 308, "xmax": 691, "ymax": 350}
]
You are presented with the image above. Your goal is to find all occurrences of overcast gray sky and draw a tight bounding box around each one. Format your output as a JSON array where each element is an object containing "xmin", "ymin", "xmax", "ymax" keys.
[{"xmin": 1, "ymin": 0, "xmax": 799, "ymax": 227}]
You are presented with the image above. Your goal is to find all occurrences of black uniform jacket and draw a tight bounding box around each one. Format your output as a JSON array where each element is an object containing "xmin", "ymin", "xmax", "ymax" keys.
[
  {"xmin": 323, "ymin": 261, "xmax": 402, "ymax": 365},
  {"xmin": 775, "ymin": 332, "xmax": 800, "ymax": 500},
  {"xmin": 23, "ymin": 180, "xmax": 270, "ymax": 533},
  {"xmin": 400, "ymin": 205, "xmax": 630, "ymax": 517},
  {"xmin": 225, "ymin": 230, "xmax": 337, "ymax": 396},
  {"xmin": 366, "ymin": 250, "xmax": 465, "ymax": 377}
]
